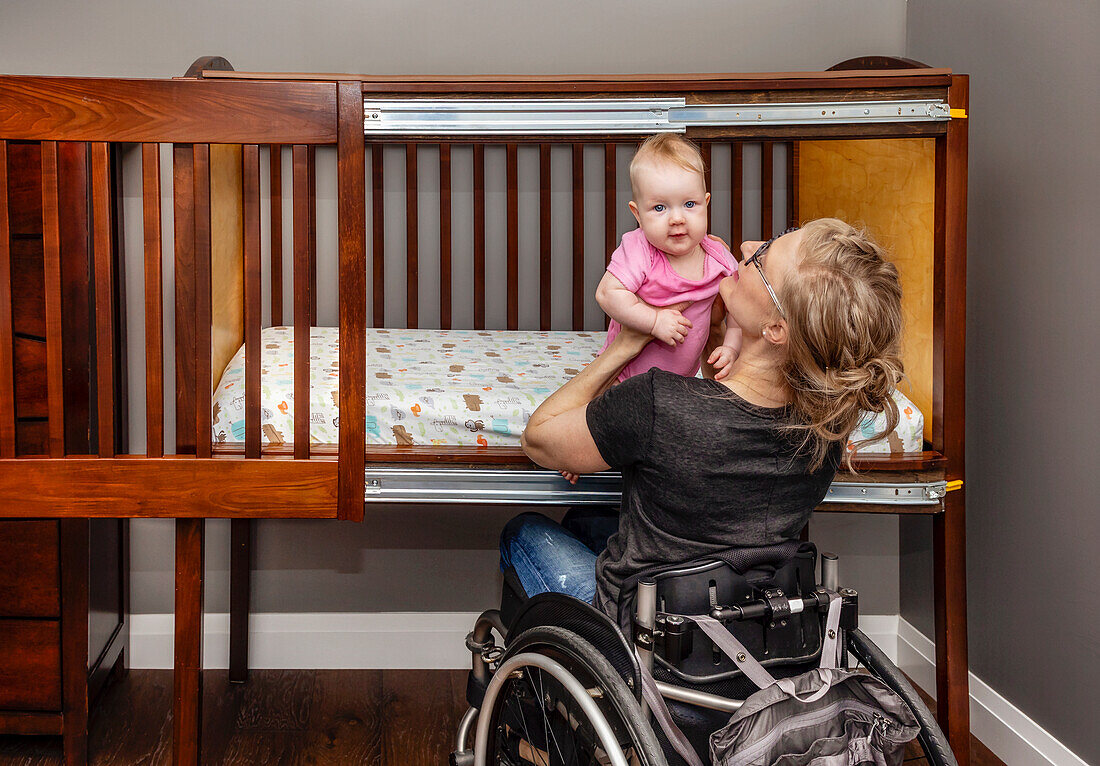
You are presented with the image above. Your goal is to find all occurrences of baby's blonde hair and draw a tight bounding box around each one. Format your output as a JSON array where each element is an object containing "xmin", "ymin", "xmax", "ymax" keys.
[
  {"xmin": 629, "ymin": 134, "xmax": 706, "ymax": 198},
  {"xmin": 779, "ymin": 219, "xmax": 905, "ymax": 471}
]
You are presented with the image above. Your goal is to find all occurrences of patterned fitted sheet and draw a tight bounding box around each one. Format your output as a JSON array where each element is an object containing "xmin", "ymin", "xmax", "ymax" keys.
[{"xmin": 211, "ymin": 326, "xmax": 924, "ymax": 452}]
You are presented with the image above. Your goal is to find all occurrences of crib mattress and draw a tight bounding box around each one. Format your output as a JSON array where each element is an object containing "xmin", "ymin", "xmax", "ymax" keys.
[{"xmin": 211, "ymin": 326, "xmax": 924, "ymax": 452}]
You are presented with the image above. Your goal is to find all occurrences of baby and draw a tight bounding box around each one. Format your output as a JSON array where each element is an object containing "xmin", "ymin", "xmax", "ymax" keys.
[{"xmin": 596, "ymin": 134, "xmax": 741, "ymax": 382}]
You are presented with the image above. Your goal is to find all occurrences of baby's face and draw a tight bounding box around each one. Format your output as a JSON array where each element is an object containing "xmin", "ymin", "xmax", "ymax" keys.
[{"xmin": 629, "ymin": 160, "xmax": 709, "ymax": 259}]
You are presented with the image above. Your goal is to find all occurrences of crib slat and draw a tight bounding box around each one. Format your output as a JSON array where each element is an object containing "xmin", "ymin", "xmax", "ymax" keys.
[
  {"xmin": 506, "ymin": 143, "xmax": 519, "ymax": 330},
  {"xmin": 193, "ymin": 144, "xmax": 213, "ymax": 460},
  {"xmin": 41, "ymin": 142, "xmax": 65, "ymax": 457},
  {"xmin": 473, "ymin": 144, "xmax": 485, "ymax": 330},
  {"xmin": 701, "ymin": 142, "xmax": 712, "ymax": 196},
  {"xmin": 0, "ymin": 142, "xmax": 15, "ymax": 457},
  {"xmin": 91, "ymin": 143, "xmax": 115, "ymax": 457},
  {"xmin": 787, "ymin": 141, "xmax": 799, "ymax": 228},
  {"xmin": 308, "ymin": 146, "xmax": 317, "ymax": 326},
  {"xmin": 406, "ymin": 143, "xmax": 418, "ymax": 328},
  {"xmin": 604, "ymin": 143, "xmax": 616, "ymax": 267},
  {"xmin": 761, "ymin": 141, "xmax": 773, "ymax": 238},
  {"xmin": 243, "ymin": 145, "xmax": 262, "ymax": 460},
  {"xmin": 172, "ymin": 146, "xmax": 195, "ymax": 454},
  {"xmin": 270, "ymin": 145, "xmax": 283, "ymax": 326},
  {"xmin": 141, "ymin": 144, "xmax": 164, "ymax": 458},
  {"xmin": 371, "ymin": 144, "xmax": 384, "ymax": 327},
  {"xmin": 439, "ymin": 144, "xmax": 452, "ymax": 330},
  {"xmin": 572, "ymin": 144, "xmax": 585, "ymax": 331},
  {"xmin": 731, "ymin": 143, "xmax": 743, "ymax": 251},
  {"xmin": 539, "ymin": 144, "xmax": 551, "ymax": 331},
  {"xmin": 292, "ymin": 145, "xmax": 311, "ymax": 459}
]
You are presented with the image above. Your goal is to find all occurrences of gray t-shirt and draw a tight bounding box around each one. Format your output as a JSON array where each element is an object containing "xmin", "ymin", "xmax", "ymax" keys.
[{"xmin": 585, "ymin": 369, "xmax": 840, "ymax": 620}]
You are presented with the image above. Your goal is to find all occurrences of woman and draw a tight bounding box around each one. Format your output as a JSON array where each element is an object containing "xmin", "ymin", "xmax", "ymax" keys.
[{"xmin": 505, "ymin": 218, "xmax": 905, "ymax": 621}]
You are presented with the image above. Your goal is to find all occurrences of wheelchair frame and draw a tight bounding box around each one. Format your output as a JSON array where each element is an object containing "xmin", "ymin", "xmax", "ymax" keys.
[{"xmin": 452, "ymin": 550, "xmax": 956, "ymax": 766}]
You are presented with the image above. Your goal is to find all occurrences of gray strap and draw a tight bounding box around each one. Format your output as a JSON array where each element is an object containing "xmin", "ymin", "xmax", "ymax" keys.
[
  {"xmin": 775, "ymin": 669, "xmax": 835, "ymax": 702},
  {"xmin": 818, "ymin": 593, "xmax": 842, "ymax": 670},
  {"xmin": 636, "ymin": 658, "xmax": 706, "ymax": 766},
  {"xmin": 693, "ymin": 615, "xmax": 777, "ymax": 690}
]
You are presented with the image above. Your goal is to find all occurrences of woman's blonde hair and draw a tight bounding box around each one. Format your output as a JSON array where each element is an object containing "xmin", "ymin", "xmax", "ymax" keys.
[
  {"xmin": 779, "ymin": 219, "xmax": 905, "ymax": 470},
  {"xmin": 629, "ymin": 134, "xmax": 706, "ymax": 198}
]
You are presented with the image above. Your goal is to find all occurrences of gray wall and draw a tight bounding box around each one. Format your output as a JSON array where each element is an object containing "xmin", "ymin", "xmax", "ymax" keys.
[
  {"xmin": 1, "ymin": 1, "xmax": 908, "ymax": 620},
  {"xmin": 905, "ymin": 1, "xmax": 1100, "ymax": 763}
]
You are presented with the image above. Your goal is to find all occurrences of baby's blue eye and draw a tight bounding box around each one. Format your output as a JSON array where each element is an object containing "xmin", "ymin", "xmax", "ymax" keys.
[
  {"xmin": 653, "ymin": 204, "xmax": 665, "ymax": 212},
  {"xmin": 685, "ymin": 201, "xmax": 696, "ymax": 208}
]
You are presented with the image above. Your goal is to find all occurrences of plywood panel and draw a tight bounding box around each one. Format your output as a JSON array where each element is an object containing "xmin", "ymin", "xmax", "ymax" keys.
[
  {"xmin": 798, "ymin": 138, "xmax": 934, "ymax": 442},
  {"xmin": 210, "ymin": 144, "xmax": 244, "ymax": 391}
]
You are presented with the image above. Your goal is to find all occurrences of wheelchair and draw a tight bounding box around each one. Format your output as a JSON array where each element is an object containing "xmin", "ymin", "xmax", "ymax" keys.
[{"xmin": 450, "ymin": 542, "xmax": 956, "ymax": 766}]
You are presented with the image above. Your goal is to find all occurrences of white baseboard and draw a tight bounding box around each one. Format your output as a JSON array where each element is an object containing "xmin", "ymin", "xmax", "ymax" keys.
[{"xmin": 897, "ymin": 618, "xmax": 1088, "ymax": 766}]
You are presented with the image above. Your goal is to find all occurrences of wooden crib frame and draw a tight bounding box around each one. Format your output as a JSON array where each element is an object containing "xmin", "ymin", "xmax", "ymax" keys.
[{"xmin": 0, "ymin": 59, "xmax": 969, "ymax": 764}]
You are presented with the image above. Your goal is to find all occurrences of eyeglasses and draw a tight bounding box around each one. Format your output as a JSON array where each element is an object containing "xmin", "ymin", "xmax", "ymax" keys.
[{"xmin": 743, "ymin": 226, "xmax": 799, "ymax": 317}]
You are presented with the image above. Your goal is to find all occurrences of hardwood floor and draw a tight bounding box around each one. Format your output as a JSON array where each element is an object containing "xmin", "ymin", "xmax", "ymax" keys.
[{"xmin": 0, "ymin": 669, "xmax": 1003, "ymax": 765}]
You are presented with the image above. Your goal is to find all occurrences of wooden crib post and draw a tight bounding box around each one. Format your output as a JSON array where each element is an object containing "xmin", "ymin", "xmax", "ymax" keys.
[
  {"xmin": 0, "ymin": 141, "xmax": 14, "ymax": 457},
  {"xmin": 933, "ymin": 73, "xmax": 970, "ymax": 764},
  {"xmin": 336, "ymin": 80, "xmax": 366, "ymax": 522}
]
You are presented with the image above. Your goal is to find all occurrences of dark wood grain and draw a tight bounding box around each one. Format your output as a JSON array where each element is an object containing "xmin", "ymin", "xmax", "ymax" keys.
[
  {"xmin": 336, "ymin": 80, "xmax": 366, "ymax": 523},
  {"xmin": 731, "ymin": 143, "xmax": 743, "ymax": 248},
  {"xmin": 192, "ymin": 144, "xmax": 212, "ymax": 461},
  {"xmin": 405, "ymin": 143, "xmax": 418, "ymax": 328},
  {"xmin": 269, "ymin": 145, "xmax": 283, "ymax": 327},
  {"xmin": 243, "ymin": 145, "xmax": 261, "ymax": 461},
  {"xmin": 933, "ymin": 74, "xmax": 970, "ymax": 765},
  {"xmin": 787, "ymin": 141, "xmax": 799, "ymax": 228},
  {"xmin": 371, "ymin": 144, "xmax": 384, "ymax": 328},
  {"xmin": 229, "ymin": 518, "xmax": 251, "ymax": 685},
  {"xmin": 539, "ymin": 144, "xmax": 551, "ymax": 330},
  {"xmin": 91, "ymin": 142, "xmax": 115, "ymax": 457},
  {"xmin": 0, "ymin": 619, "xmax": 61, "ymax": 709},
  {"xmin": 173, "ymin": 518, "xmax": 204, "ymax": 766},
  {"xmin": 9, "ymin": 238, "xmax": 45, "ymax": 338},
  {"xmin": 0, "ymin": 142, "xmax": 13, "ymax": 457},
  {"xmin": 307, "ymin": 670, "xmax": 383, "ymax": 764},
  {"xmin": 381, "ymin": 670, "xmax": 466, "ymax": 766},
  {"xmin": 59, "ymin": 518, "xmax": 90, "ymax": 765},
  {"xmin": 439, "ymin": 143, "xmax": 452, "ymax": 329},
  {"xmin": 292, "ymin": 144, "xmax": 311, "ymax": 459},
  {"xmin": 14, "ymin": 419, "xmax": 48, "ymax": 456},
  {"xmin": 604, "ymin": 142, "xmax": 616, "ymax": 268},
  {"xmin": 38, "ymin": 141, "xmax": 64, "ymax": 457},
  {"xmin": 473, "ymin": 144, "xmax": 485, "ymax": 330},
  {"xmin": 0, "ymin": 458, "xmax": 340, "ymax": 518},
  {"xmin": 0, "ymin": 77, "xmax": 338, "ymax": 144},
  {"xmin": 12, "ymin": 336, "xmax": 46, "ymax": 419},
  {"xmin": 5, "ymin": 141, "xmax": 43, "ymax": 236},
  {"xmin": 308, "ymin": 146, "xmax": 317, "ymax": 327},
  {"xmin": 760, "ymin": 141, "xmax": 773, "ymax": 238},
  {"xmin": 142, "ymin": 144, "xmax": 164, "ymax": 458},
  {"xmin": 173, "ymin": 145, "xmax": 196, "ymax": 456},
  {"xmin": 572, "ymin": 144, "xmax": 584, "ymax": 330},
  {"xmin": 701, "ymin": 141, "xmax": 712, "ymax": 195},
  {"xmin": 506, "ymin": 143, "xmax": 519, "ymax": 330},
  {"xmin": 0, "ymin": 520, "xmax": 59, "ymax": 617}
]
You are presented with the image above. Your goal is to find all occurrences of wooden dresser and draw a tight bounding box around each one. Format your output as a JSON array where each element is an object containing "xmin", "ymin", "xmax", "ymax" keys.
[{"xmin": 1, "ymin": 140, "xmax": 129, "ymax": 765}]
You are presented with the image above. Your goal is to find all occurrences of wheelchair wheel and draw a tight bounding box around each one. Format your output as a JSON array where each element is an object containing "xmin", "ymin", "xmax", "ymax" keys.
[
  {"xmin": 477, "ymin": 625, "xmax": 665, "ymax": 766},
  {"xmin": 847, "ymin": 628, "xmax": 958, "ymax": 766}
]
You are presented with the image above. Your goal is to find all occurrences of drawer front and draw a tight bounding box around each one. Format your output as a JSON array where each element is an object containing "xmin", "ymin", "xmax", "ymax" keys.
[
  {"xmin": 0, "ymin": 619, "xmax": 62, "ymax": 711},
  {"xmin": 0, "ymin": 521, "xmax": 60, "ymax": 618}
]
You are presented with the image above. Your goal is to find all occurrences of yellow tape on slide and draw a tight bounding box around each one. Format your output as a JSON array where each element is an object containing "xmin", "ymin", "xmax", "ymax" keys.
[
  {"xmin": 945, "ymin": 480, "xmax": 964, "ymax": 492},
  {"xmin": 950, "ymin": 108, "xmax": 968, "ymax": 119}
]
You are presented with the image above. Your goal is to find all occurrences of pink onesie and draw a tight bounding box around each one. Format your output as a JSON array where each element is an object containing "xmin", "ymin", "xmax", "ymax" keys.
[{"xmin": 599, "ymin": 228, "xmax": 738, "ymax": 382}]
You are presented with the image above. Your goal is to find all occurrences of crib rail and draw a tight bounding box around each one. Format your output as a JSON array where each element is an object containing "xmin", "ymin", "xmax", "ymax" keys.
[{"xmin": 0, "ymin": 75, "xmax": 365, "ymax": 521}]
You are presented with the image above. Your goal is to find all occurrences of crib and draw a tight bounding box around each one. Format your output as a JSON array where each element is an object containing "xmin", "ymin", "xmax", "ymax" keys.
[{"xmin": 0, "ymin": 57, "xmax": 969, "ymax": 764}]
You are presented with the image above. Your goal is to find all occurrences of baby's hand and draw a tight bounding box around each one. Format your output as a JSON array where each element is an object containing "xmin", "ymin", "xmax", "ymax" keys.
[
  {"xmin": 708, "ymin": 345, "xmax": 738, "ymax": 381},
  {"xmin": 651, "ymin": 308, "xmax": 692, "ymax": 346}
]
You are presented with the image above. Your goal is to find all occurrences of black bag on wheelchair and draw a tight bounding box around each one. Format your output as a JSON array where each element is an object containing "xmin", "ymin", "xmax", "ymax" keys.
[
  {"xmin": 700, "ymin": 598, "xmax": 920, "ymax": 766},
  {"xmin": 624, "ymin": 544, "xmax": 920, "ymax": 766}
]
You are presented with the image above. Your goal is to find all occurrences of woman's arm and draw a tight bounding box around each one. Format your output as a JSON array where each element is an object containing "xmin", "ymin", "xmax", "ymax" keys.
[{"xmin": 521, "ymin": 328, "xmax": 651, "ymax": 473}]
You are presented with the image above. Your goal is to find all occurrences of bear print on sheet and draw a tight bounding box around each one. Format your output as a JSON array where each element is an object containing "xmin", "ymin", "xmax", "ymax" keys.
[
  {"xmin": 464, "ymin": 394, "xmax": 483, "ymax": 411},
  {"xmin": 392, "ymin": 425, "xmax": 414, "ymax": 445},
  {"xmin": 262, "ymin": 424, "xmax": 284, "ymax": 446}
]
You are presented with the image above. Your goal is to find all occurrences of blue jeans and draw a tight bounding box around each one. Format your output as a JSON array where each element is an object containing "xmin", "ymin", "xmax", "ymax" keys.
[{"xmin": 499, "ymin": 509, "xmax": 619, "ymax": 604}]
